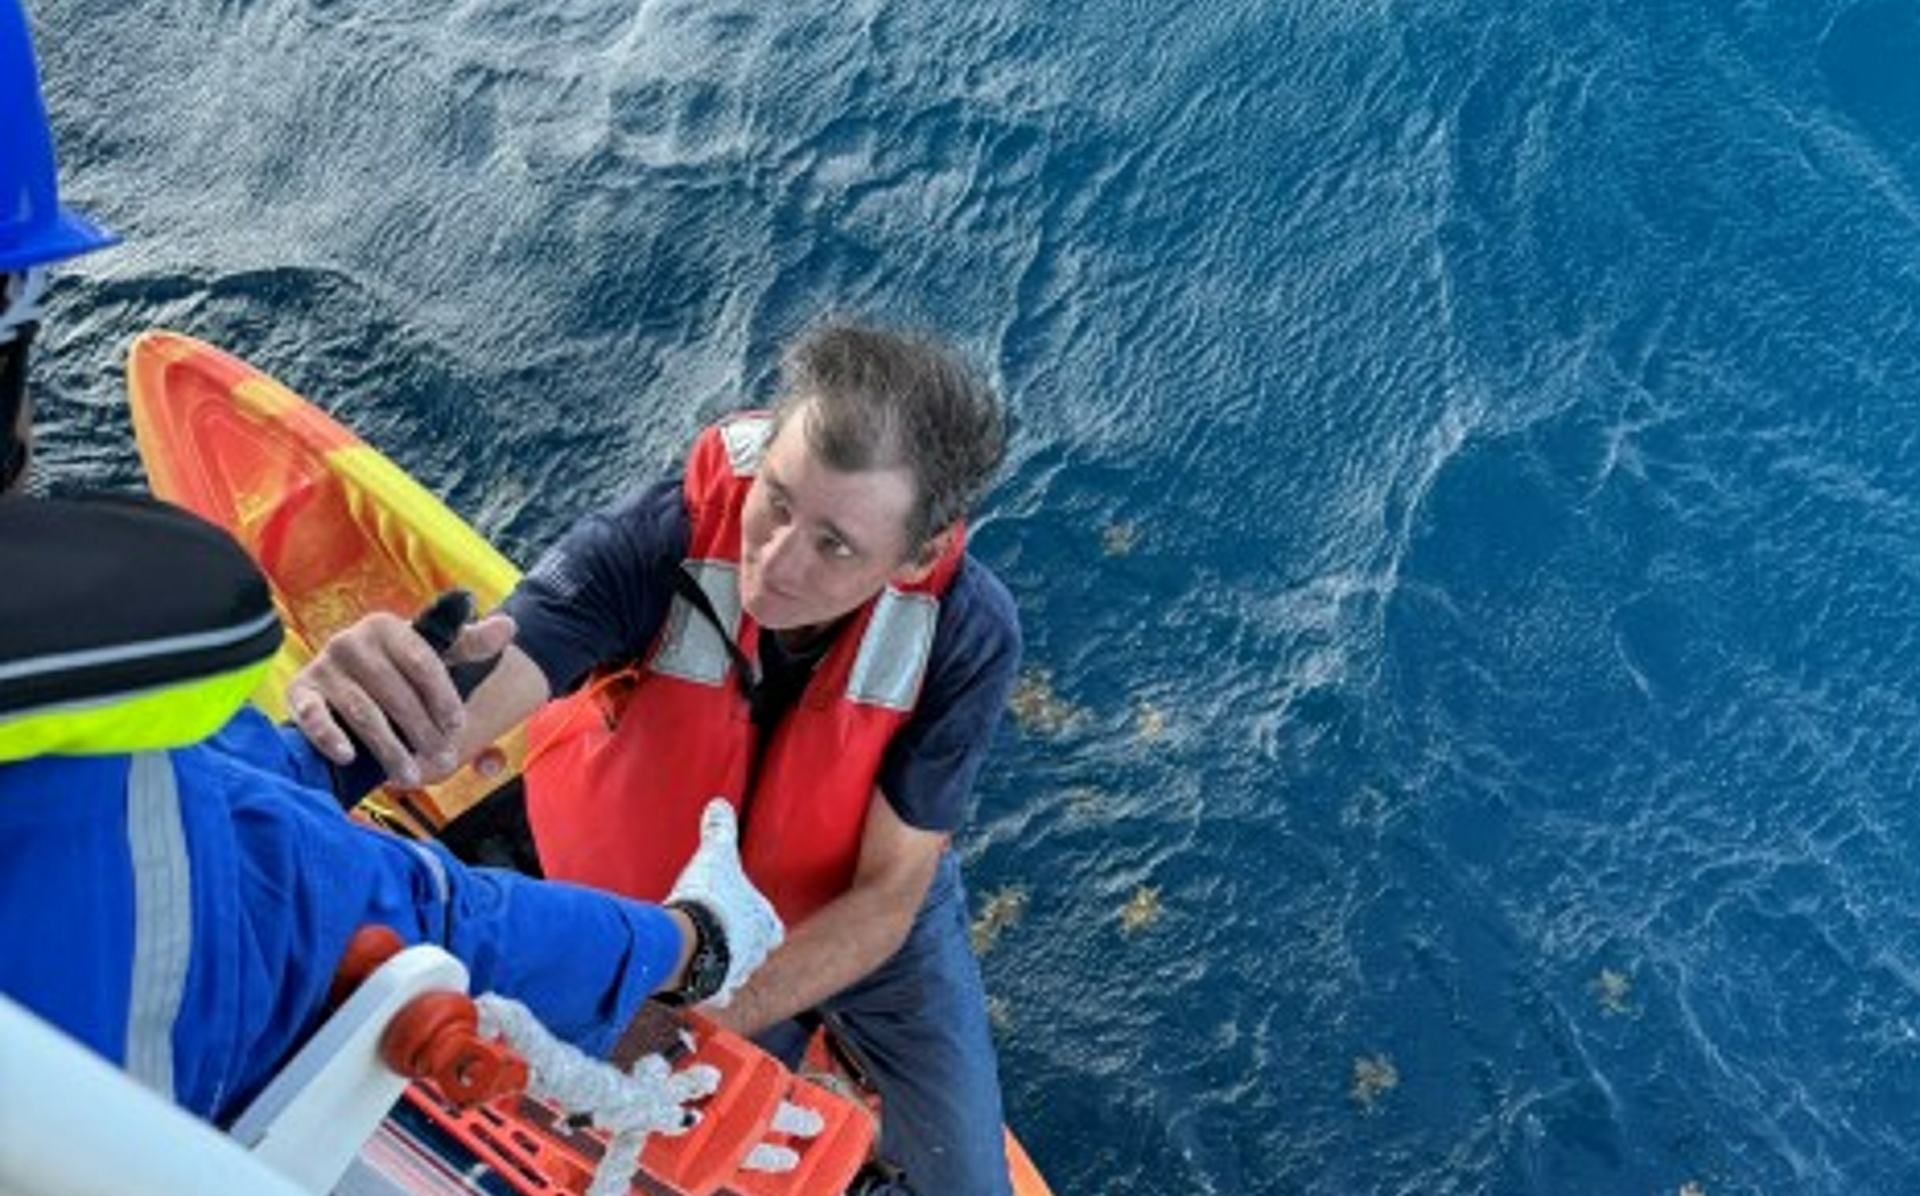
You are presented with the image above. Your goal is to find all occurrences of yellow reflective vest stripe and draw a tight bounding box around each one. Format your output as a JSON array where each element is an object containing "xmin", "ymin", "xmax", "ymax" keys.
[{"xmin": 0, "ymin": 654, "xmax": 272, "ymax": 762}]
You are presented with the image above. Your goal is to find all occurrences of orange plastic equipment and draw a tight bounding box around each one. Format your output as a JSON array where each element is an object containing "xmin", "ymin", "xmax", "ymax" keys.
[
  {"xmin": 382, "ymin": 992, "xmax": 529, "ymax": 1108},
  {"xmin": 724, "ymin": 1068, "xmax": 878, "ymax": 1196},
  {"xmin": 327, "ymin": 925, "xmax": 529, "ymax": 1108},
  {"xmin": 396, "ymin": 1007, "xmax": 875, "ymax": 1196},
  {"xmin": 328, "ymin": 925, "xmax": 407, "ymax": 1010},
  {"xmin": 126, "ymin": 329, "xmax": 527, "ymax": 830},
  {"xmin": 325, "ymin": 927, "xmax": 876, "ymax": 1194}
]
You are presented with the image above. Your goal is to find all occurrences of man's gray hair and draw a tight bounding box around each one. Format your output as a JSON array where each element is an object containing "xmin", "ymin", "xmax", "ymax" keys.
[{"xmin": 770, "ymin": 319, "xmax": 1008, "ymax": 553}]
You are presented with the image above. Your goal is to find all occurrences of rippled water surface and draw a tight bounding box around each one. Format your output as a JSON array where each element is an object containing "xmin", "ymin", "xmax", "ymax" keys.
[{"xmin": 34, "ymin": 1, "xmax": 1920, "ymax": 1191}]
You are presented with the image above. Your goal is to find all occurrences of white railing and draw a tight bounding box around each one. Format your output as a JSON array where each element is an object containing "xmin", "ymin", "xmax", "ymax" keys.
[{"xmin": 0, "ymin": 944, "xmax": 471, "ymax": 1196}]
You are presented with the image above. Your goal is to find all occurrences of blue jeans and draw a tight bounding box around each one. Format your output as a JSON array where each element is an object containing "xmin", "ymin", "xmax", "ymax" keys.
[{"xmin": 756, "ymin": 852, "xmax": 1012, "ymax": 1196}]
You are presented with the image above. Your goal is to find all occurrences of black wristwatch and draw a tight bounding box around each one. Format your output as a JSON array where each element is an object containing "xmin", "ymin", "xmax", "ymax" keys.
[{"xmin": 663, "ymin": 899, "xmax": 731, "ymax": 1006}]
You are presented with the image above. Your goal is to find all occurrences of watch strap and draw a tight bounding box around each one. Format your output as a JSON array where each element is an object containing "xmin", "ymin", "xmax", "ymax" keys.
[{"xmin": 663, "ymin": 899, "xmax": 731, "ymax": 1006}]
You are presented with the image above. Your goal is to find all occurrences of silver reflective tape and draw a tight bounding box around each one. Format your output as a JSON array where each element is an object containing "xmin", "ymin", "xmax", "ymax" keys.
[
  {"xmin": 719, "ymin": 417, "xmax": 772, "ymax": 476},
  {"xmin": 406, "ymin": 841, "xmax": 451, "ymax": 906},
  {"xmin": 847, "ymin": 589, "xmax": 937, "ymax": 710},
  {"xmin": 651, "ymin": 561, "xmax": 740, "ymax": 687},
  {"xmin": 124, "ymin": 751, "xmax": 192, "ymax": 1099},
  {"xmin": 0, "ymin": 608, "xmax": 281, "ymax": 686}
]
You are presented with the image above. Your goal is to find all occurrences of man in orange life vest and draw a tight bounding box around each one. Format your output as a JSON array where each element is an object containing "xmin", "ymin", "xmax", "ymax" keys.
[{"xmin": 289, "ymin": 324, "xmax": 1024, "ymax": 1196}]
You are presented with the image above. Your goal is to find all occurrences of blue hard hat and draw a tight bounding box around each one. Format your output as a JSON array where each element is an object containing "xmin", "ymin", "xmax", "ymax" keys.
[{"xmin": 0, "ymin": 0, "xmax": 115, "ymax": 272}]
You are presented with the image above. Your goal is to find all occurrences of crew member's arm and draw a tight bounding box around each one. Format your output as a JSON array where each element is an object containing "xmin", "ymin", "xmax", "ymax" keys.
[{"xmin": 701, "ymin": 791, "xmax": 943, "ymax": 1038}]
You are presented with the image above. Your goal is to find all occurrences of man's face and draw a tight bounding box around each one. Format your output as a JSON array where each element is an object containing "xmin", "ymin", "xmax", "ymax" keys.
[{"xmin": 738, "ymin": 399, "xmax": 924, "ymax": 634}]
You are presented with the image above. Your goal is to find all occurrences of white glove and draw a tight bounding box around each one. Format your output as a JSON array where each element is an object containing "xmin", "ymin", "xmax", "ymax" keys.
[{"xmin": 666, "ymin": 799, "xmax": 784, "ymax": 1006}]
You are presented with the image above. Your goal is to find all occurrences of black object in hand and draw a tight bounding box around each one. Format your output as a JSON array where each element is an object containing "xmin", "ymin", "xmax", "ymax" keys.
[
  {"xmin": 411, "ymin": 588, "xmax": 501, "ymax": 700},
  {"xmin": 327, "ymin": 589, "xmax": 502, "ymax": 814},
  {"xmin": 411, "ymin": 588, "xmax": 474, "ymax": 655}
]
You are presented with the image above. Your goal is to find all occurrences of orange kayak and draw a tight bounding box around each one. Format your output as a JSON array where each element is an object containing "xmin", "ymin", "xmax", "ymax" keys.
[
  {"xmin": 127, "ymin": 328, "xmax": 522, "ymax": 829},
  {"xmin": 126, "ymin": 328, "xmax": 1056, "ymax": 1196},
  {"xmin": 127, "ymin": 328, "xmax": 520, "ymax": 717}
]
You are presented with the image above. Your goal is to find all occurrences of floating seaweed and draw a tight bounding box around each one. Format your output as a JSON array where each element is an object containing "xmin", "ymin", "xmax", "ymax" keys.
[
  {"xmin": 1119, "ymin": 885, "xmax": 1162, "ymax": 934},
  {"xmin": 1593, "ymin": 968, "xmax": 1633, "ymax": 1016},
  {"xmin": 971, "ymin": 885, "xmax": 1029, "ymax": 955},
  {"xmin": 1134, "ymin": 700, "xmax": 1167, "ymax": 743},
  {"xmin": 986, "ymin": 994, "xmax": 1011, "ymax": 1032},
  {"xmin": 1007, "ymin": 669, "xmax": 1090, "ymax": 736},
  {"xmin": 1101, "ymin": 521, "xmax": 1140, "ymax": 557},
  {"xmin": 1350, "ymin": 1054, "xmax": 1399, "ymax": 1112},
  {"xmin": 1064, "ymin": 786, "xmax": 1111, "ymax": 818}
]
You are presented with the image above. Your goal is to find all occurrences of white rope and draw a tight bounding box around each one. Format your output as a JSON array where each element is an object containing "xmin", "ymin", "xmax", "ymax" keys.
[
  {"xmin": 475, "ymin": 995, "xmax": 717, "ymax": 1195},
  {"xmin": 470, "ymin": 993, "xmax": 820, "ymax": 1190}
]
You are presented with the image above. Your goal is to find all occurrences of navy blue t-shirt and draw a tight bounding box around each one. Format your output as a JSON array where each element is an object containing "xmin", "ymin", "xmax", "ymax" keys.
[{"xmin": 501, "ymin": 480, "xmax": 1022, "ymax": 834}]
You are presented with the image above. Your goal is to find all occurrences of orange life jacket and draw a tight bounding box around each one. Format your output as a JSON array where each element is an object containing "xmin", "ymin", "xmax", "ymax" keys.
[{"xmin": 521, "ymin": 414, "xmax": 964, "ymax": 923}]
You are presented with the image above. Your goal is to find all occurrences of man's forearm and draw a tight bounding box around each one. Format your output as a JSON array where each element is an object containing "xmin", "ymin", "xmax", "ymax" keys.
[{"xmin": 703, "ymin": 883, "xmax": 915, "ymax": 1038}]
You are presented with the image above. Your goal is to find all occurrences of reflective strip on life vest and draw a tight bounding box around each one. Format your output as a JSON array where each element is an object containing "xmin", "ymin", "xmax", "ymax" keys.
[
  {"xmin": 651, "ymin": 561, "xmax": 742, "ymax": 687},
  {"xmin": 718, "ymin": 416, "xmax": 772, "ymax": 475},
  {"xmin": 848, "ymin": 588, "xmax": 938, "ymax": 710},
  {"xmin": 123, "ymin": 750, "xmax": 191, "ymax": 1099},
  {"xmin": 651, "ymin": 565, "xmax": 939, "ymax": 708}
]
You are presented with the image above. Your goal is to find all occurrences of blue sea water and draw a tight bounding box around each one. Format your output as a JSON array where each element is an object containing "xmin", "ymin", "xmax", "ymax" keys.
[{"xmin": 28, "ymin": 0, "xmax": 1920, "ymax": 1192}]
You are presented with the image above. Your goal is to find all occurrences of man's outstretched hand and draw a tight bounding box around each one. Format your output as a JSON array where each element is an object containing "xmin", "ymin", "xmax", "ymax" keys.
[{"xmin": 286, "ymin": 609, "xmax": 516, "ymax": 787}]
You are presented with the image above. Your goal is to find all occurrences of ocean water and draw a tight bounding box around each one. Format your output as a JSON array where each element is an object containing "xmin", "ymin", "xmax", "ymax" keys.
[{"xmin": 29, "ymin": 0, "xmax": 1920, "ymax": 1192}]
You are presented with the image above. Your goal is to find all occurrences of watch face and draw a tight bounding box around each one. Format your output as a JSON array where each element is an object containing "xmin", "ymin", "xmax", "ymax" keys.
[
  {"xmin": 688, "ymin": 939, "xmax": 728, "ymax": 1003},
  {"xmin": 671, "ymin": 900, "xmax": 731, "ymax": 1005}
]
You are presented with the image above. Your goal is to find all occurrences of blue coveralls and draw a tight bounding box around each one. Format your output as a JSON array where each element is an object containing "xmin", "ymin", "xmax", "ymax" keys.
[{"xmin": 0, "ymin": 707, "xmax": 684, "ymax": 1124}]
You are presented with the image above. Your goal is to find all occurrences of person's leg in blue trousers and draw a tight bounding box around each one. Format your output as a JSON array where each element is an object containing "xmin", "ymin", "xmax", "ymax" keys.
[{"xmin": 755, "ymin": 851, "xmax": 1013, "ymax": 1196}]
